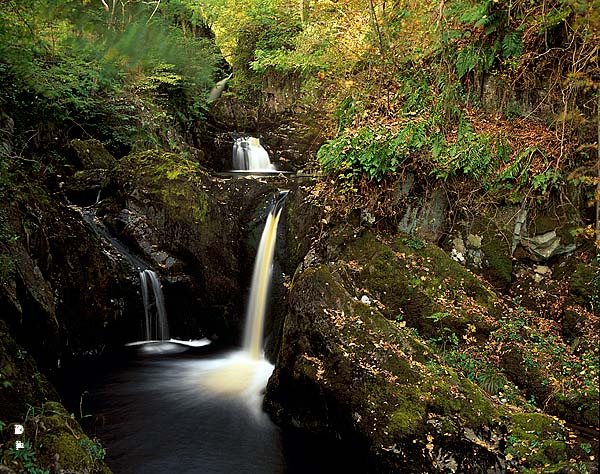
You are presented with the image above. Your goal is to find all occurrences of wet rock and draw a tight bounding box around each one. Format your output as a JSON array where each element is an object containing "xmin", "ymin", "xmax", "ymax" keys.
[
  {"xmin": 397, "ymin": 186, "xmax": 448, "ymax": 243},
  {"xmin": 0, "ymin": 184, "xmax": 136, "ymax": 367},
  {"xmin": 64, "ymin": 169, "xmax": 109, "ymax": 206},
  {"xmin": 70, "ymin": 139, "xmax": 116, "ymax": 170},
  {"xmin": 521, "ymin": 231, "xmax": 577, "ymax": 260}
]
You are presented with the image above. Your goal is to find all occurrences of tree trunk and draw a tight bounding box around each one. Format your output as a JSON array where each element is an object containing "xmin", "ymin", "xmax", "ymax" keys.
[
  {"xmin": 299, "ymin": 0, "xmax": 309, "ymax": 23},
  {"xmin": 594, "ymin": 91, "xmax": 600, "ymax": 249}
]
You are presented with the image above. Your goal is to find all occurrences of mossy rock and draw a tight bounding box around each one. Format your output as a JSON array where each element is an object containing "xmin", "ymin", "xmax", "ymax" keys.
[
  {"xmin": 107, "ymin": 148, "xmax": 282, "ymax": 342},
  {"xmin": 70, "ymin": 139, "xmax": 116, "ymax": 170},
  {"xmin": 335, "ymin": 232, "xmax": 498, "ymax": 341},
  {"xmin": 568, "ymin": 262, "xmax": 598, "ymax": 311},
  {"xmin": 119, "ymin": 149, "xmax": 210, "ymax": 224},
  {"xmin": 35, "ymin": 402, "xmax": 110, "ymax": 474},
  {"xmin": 505, "ymin": 412, "xmax": 571, "ymax": 468},
  {"xmin": 266, "ymin": 263, "xmax": 508, "ymax": 472},
  {"xmin": 267, "ymin": 229, "xmax": 596, "ymax": 472}
]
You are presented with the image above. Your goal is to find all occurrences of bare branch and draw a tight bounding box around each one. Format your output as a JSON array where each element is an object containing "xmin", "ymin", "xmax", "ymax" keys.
[{"xmin": 147, "ymin": 0, "xmax": 161, "ymax": 25}]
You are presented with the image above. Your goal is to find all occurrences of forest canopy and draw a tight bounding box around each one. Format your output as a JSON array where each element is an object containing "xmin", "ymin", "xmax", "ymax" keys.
[{"xmin": 0, "ymin": 0, "xmax": 221, "ymax": 154}]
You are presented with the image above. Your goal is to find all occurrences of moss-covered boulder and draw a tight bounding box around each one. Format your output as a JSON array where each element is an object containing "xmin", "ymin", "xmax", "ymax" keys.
[
  {"xmin": 265, "ymin": 262, "xmax": 590, "ymax": 472},
  {"xmin": 266, "ymin": 229, "xmax": 598, "ymax": 472},
  {"xmin": 331, "ymin": 231, "xmax": 498, "ymax": 342},
  {"xmin": 0, "ymin": 323, "xmax": 110, "ymax": 474},
  {"xmin": 70, "ymin": 139, "xmax": 116, "ymax": 170}
]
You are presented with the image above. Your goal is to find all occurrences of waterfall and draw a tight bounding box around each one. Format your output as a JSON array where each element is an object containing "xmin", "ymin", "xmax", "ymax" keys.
[
  {"xmin": 232, "ymin": 136, "xmax": 275, "ymax": 171},
  {"xmin": 242, "ymin": 192, "xmax": 287, "ymax": 359},
  {"xmin": 208, "ymin": 73, "xmax": 233, "ymax": 102},
  {"xmin": 139, "ymin": 269, "xmax": 170, "ymax": 341}
]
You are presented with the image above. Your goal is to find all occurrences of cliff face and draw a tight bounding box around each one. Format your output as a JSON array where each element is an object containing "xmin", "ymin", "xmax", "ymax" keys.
[
  {"xmin": 0, "ymin": 181, "xmax": 135, "ymax": 369},
  {"xmin": 265, "ymin": 224, "xmax": 598, "ymax": 473},
  {"xmin": 99, "ymin": 149, "xmax": 283, "ymax": 341}
]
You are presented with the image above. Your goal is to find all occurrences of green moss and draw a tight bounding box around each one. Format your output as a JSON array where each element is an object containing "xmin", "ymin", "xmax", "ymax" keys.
[
  {"xmin": 340, "ymin": 233, "xmax": 498, "ymax": 341},
  {"xmin": 506, "ymin": 412, "xmax": 570, "ymax": 467},
  {"xmin": 531, "ymin": 214, "xmax": 558, "ymax": 235},
  {"xmin": 480, "ymin": 233, "xmax": 513, "ymax": 290},
  {"xmin": 420, "ymin": 363, "xmax": 494, "ymax": 428},
  {"xmin": 35, "ymin": 402, "xmax": 110, "ymax": 473},
  {"xmin": 569, "ymin": 263, "xmax": 597, "ymax": 307},
  {"xmin": 121, "ymin": 150, "xmax": 210, "ymax": 223},
  {"xmin": 388, "ymin": 391, "xmax": 426, "ymax": 434},
  {"xmin": 71, "ymin": 139, "xmax": 116, "ymax": 169}
]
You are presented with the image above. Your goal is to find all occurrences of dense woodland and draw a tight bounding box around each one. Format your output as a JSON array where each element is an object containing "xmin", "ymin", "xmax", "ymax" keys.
[{"xmin": 1, "ymin": 0, "xmax": 599, "ymax": 473}]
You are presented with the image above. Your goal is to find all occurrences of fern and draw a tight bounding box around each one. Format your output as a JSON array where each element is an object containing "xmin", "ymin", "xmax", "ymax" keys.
[
  {"xmin": 457, "ymin": 0, "xmax": 491, "ymax": 26},
  {"xmin": 456, "ymin": 45, "xmax": 478, "ymax": 78},
  {"xmin": 502, "ymin": 30, "xmax": 524, "ymax": 59},
  {"xmin": 456, "ymin": 43, "xmax": 496, "ymax": 78}
]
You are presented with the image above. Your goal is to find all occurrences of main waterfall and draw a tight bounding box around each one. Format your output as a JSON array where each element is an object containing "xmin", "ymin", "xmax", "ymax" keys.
[
  {"xmin": 243, "ymin": 202, "xmax": 284, "ymax": 359},
  {"xmin": 196, "ymin": 192, "xmax": 287, "ymax": 404}
]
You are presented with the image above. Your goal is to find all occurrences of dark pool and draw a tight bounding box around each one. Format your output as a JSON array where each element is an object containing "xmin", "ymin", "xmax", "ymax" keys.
[{"xmin": 72, "ymin": 342, "xmax": 365, "ymax": 474}]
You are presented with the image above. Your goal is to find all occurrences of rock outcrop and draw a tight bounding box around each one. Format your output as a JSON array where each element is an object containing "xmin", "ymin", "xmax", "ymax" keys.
[
  {"xmin": 0, "ymin": 182, "xmax": 136, "ymax": 369},
  {"xmin": 101, "ymin": 149, "xmax": 283, "ymax": 341},
  {"xmin": 266, "ymin": 228, "xmax": 598, "ymax": 473}
]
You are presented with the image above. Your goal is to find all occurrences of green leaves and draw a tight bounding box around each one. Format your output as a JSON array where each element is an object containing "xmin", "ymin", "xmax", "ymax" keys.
[
  {"xmin": 0, "ymin": 0, "xmax": 220, "ymax": 154},
  {"xmin": 501, "ymin": 30, "xmax": 524, "ymax": 59}
]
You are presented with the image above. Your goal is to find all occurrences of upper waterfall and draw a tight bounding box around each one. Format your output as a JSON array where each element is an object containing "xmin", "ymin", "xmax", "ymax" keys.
[{"xmin": 232, "ymin": 136, "xmax": 275, "ymax": 171}]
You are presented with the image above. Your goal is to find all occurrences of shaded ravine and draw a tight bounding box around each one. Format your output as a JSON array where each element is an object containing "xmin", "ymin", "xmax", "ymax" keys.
[{"xmin": 75, "ymin": 190, "xmax": 365, "ymax": 474}]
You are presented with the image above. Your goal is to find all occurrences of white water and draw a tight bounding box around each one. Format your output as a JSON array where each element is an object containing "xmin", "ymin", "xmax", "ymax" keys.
[
  {"xmin": 233, "ymin": 136, "xmax": 275, "ymax": 171},
  {"xmin": 139, "ymin": 269, "xmax": 170, "ymax": 341},
  {"xmin": 190, "ymin": 198, "xmax": 284, "ymax": 406},
  {"xmin": 243, "ymin": 208, "xmax": 283, "ymax": 359}
]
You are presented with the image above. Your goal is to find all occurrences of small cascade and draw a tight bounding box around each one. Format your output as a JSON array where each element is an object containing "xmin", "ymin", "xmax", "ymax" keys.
[
  {"xmin": 208, "ymin": 73, "xmax": 233, "ymax": 102},
  {"xmin": 80, "ymin": 209, "xmax": 149, "ymax": 271},
  {"xmin": 243, "ymin": 191, "xmax": 287, "ymax": 359},
  {"xmin": 232, "ymin": 136, "xmax": 275, "ymax": 171},
  {"xmin": 139, "ymin": 269, "xmax": 170, "ymax": 341}
]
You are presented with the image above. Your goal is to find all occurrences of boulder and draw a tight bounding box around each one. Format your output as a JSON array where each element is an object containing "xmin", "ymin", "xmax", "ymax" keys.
[
  {"xmin": 266, "ymin": 230, "xmax": 598, "ymax": 472},
  {"xmin": 70, "ymin": 139, "xmax": 116, "ymax": 170},
  {"xmin": 0, "ymin": 322, "xmax": 111, "ymax": 474}
]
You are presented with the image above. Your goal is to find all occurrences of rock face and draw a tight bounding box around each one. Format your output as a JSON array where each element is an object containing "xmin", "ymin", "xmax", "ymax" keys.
[
  {"xmin": 266, "ymin": 264, "xmax": 506, "ymax": 473},
  {"xmin": 0, "ymin": 322, "xmax": 111, "ymax": 474},
  {"xmin": 266, "ymin": 229, "xmax": 598, "ymax": 473},
  {"xmin": 0, "ymin": 183, "xmax": 136, "ymax": 369},
  {"xmin": 101, "ymin": 150, "xmax": 282, "ymax": 341}
]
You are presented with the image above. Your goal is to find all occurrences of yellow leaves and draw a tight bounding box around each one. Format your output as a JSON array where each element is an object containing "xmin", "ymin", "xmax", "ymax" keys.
[{"xmin": 425, "ymin": 434, "xmax": 434, "ymax": 451}]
